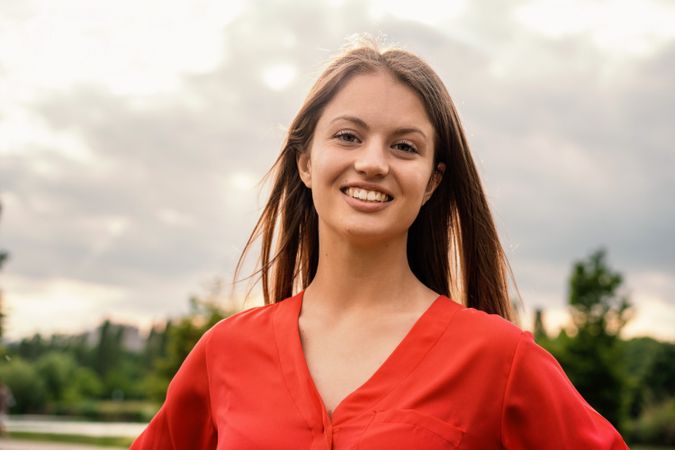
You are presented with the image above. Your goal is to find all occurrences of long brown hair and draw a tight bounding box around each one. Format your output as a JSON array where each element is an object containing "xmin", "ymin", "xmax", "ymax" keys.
[{"xmin": 235, "ymin": 39, "xmax": 515, "ymax": 320}]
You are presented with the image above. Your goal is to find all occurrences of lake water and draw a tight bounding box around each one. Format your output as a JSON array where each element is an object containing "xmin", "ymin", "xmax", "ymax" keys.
[{"xmin": 6, "ymin": 415, "xmax": 147, "ymax": 438}]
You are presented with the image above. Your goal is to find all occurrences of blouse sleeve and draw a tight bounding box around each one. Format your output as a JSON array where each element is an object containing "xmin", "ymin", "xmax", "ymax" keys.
[
  {"xmin": 130, "ymin": 328, "xmax": 217, "ymax": 450},
  {"xmin": 500, "ymin": 331, "xmax": 629, "ymax": 450}
]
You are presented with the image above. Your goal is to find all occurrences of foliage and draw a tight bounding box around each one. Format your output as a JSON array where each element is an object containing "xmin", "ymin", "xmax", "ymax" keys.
[
  {"xmin": 0, "ymin": 199, "xmax": 8, "ymax": 346},
  {"xmin": 67, "ymin": 367, "xmax": 105, "ymax": 401},
  {"xmin": 146, "ymin": 296, "xmax": 229, "ymax": 402},
  {"xmin": 640, "ymin": 343, "xmax": 675, "ymax": 405},
  {"xmin": 622, "ymin": 337, "xmax": 675, "ymax": 419},
  {"xmin": 0, "ymin": 266, "xmax": 6, "ymax": 342},
  {"xmin": 556, "ymin": 329, "xmax": 627, "ymax": 426},
  {"xmin": 94, "ymin": 320, "xmax": 123, "ymax": 377},
  {"xmin": 562, "ymin": 249, "xmax": 632, "ymax": 427},
  {"xmin": 533, "ymin": 308, "xmax": 547, "ymax": 341},
  {"xmin": 568, "ymin": 248, "xmax": 631, "ymax": 337},
  {"xmin": 536, "ymin": 248, "xmax": 675, "ymax": 445},
  {"xmin": 1, "ymin": 292, "xmax": 233, "ymax": 418},
  {"xmin": 0, "ymin": 357, "xmax": 48, "ymax": 413},
  {"xmin": 48, "ymin": 399, "xmax": 159, "ymax": 422},
  {"xmin": 537, "ymin": 249, "xmax": 633, "ymax": 430},
  {"xmin": 9, "ymin": 431, "xmax": 134, "ymax": 447},
  {"xmin": 540, "ymin": 331, "xmax": 675, "ymax": 446},
  {"xmin": 621, "ymin": 338, "xmax": 675, "ymax": 446},
  {"xmin": 625, "ymin": 398, "xmax": 675, "ymax": 446},
  {"xmin": 35, "ymin": 352, "xmax": 79, "ymax": 403}
]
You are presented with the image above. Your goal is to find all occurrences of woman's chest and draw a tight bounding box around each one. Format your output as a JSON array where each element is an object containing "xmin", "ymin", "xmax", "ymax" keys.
[
  {"xmin": 209, "ymin": 352, "xmax": 503, "ymax": 450},
  {"xmin": 298, "ymin": 315, "xmax": 418, "ymax": 417}
]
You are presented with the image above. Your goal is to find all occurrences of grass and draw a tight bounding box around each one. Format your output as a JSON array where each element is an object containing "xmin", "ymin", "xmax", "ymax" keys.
[
  {"xmin": 48, "ymin": 399, "xmax": 160, "ymax": 422},
  {"xmin": 631, "ymin": 446, "xmax": 675, "ymax": 450},
  {"xmin": 9, "ymin": 431, "xmax": 133, "ymax": 447}
]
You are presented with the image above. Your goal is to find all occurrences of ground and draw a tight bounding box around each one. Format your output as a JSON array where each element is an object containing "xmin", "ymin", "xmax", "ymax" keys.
[{"xmin": 0, "ymin": 439, "xmax": 125, "ymax": 450}]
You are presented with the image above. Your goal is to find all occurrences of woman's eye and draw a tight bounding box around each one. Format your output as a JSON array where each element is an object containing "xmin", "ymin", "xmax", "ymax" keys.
[
  {"xmin": 393, "ymin": 141, "xmax": 418, "ymax": 153},
  {"xmin": 335, "ymin": 130, "xmax": 360, "ymax": 143}
]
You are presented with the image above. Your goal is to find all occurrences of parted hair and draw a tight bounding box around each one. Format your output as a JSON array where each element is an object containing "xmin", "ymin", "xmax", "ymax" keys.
[{"xmin": 235, "ymin": 38, "xmax": 515, "ymax": 320}]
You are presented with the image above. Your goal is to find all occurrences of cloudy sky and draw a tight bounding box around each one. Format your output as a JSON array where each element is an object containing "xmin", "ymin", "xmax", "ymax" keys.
[{"xmin": 1, "ymin": 0, "xmax": 674, "ymax": 341}]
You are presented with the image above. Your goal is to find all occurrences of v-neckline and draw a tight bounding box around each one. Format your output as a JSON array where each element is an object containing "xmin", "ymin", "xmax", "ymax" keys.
[{"xmin": 273, "ymin": 291, "xmax": 459, "ymax": 428}]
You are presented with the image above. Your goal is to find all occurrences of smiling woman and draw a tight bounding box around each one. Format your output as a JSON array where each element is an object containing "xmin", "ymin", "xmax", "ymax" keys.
[
  {"xmin": 296, "ymin": 70, "xmax": 442, "ymax": 246},
  {"xmin": 130, "ymin": 38, "xmax": 629, "ymax": 449}
]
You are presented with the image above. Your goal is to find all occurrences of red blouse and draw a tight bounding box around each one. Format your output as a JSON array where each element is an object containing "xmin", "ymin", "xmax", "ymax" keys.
[{"xmin": 131, "ymin": 291, "xmax": 629, "ymax": 449}]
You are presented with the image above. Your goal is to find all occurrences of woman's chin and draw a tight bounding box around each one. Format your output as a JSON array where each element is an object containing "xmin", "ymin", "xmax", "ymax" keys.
[
  {"xmin": 340, "ymin": 226, "xmax": 407, "ymax": 247},
  {"xmin": 317, "ymin": 216, "xmax": 412, "ymax": 248}
]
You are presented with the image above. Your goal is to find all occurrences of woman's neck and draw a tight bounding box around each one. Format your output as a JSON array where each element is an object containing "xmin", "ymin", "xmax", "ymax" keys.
[{"xmin": 303, "ymin": 228, "xmax": 435, "ymax": 319}]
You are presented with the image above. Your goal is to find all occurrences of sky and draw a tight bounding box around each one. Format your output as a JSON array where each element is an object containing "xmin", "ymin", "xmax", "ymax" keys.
[{"xmin": 1, "ymin": 0, "xmax": 674, "ymax": 341}]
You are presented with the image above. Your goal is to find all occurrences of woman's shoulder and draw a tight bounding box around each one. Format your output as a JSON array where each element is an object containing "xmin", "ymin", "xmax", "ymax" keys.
[
  {"xmin": 203, "ymin": 295, "xmax": 296, "ymax": 345},
  {"xmin": 447, "ymin": 300, "xmax": 527, "ymax": 353},
  {"xmin": 208, "ymin": 301, "xmax": 278, "ymax": 333}
]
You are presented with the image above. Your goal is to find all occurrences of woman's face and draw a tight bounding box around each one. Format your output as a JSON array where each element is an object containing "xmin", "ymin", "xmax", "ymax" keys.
[{"xmin": 297, "ymin": 70, "xmax": 444, "ymax": 246}]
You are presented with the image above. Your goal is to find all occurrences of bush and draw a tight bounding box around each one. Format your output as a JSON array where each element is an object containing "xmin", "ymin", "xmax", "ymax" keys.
[
  {"xmin": 49, "ymin": 400, "xmax": 159, "ymax": 422},
  {"xmin": 35, "ymin": 352, "xmax": 77, "ymax": 403},
  {"xmin": 0, "ymin": 357, "xmax": 48, "ymax": 413},
  {"xmin": 626, "ymin": 398, "xmax": 675, "ymax": 445},
  {"xmin": 63, "ymin": 367, "xmax": 104, "ymax": 404}
]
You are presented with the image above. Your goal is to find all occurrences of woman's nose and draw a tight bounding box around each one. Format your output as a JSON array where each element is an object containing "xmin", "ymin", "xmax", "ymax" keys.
[{"xmin": 353, "ymin": 139, "xmax": 390, "ymax": 177}]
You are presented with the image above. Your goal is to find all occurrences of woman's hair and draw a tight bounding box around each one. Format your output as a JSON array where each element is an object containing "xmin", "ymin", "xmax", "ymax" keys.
[{"xmin": 235, "ymin": 38, "xmax": 515, "ymax": 320}]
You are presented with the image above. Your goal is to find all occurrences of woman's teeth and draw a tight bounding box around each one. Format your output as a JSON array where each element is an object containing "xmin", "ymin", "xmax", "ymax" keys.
[{"xmin": 344, "ymin": 187, "xmax": 391, "ymax": 203}]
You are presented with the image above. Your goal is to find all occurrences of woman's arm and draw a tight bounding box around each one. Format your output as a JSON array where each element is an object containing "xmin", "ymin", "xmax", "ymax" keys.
[
  {"xmin": 500, "ymin": 332, "xmax": 628, "ymax": 450},
  {"xmin": 130, "ymin": 328, "xmax": 217, "ymax": 450}
]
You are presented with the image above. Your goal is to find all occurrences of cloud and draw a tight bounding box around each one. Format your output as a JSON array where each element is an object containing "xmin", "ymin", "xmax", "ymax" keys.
[{"xmin": 1, "ymin": 0, "xmax": 674, "ymax": 339}]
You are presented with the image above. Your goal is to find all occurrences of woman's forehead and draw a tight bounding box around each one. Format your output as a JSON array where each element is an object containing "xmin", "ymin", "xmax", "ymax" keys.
[{"xmin": 317, "ymin": 71, "xmax": 434, "ymax": 134}]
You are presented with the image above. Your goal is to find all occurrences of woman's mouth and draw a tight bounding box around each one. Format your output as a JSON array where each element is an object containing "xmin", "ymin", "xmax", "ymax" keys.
[{"xmin": 341, "ymin": 187, "xmax": 392, "ymax": 203}]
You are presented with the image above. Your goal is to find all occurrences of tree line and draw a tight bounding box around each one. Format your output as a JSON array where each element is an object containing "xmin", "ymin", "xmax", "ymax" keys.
[{"xmin": 0, "ymin": 296, "xmax": 230, "ymax": 421}]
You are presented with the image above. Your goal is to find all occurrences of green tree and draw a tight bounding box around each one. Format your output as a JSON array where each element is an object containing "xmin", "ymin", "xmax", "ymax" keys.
[
  {"xmin": 533, "ymin": 308, "xmax": 547, "ymax": 341},
  {"xmin": 35, "ymin": 352, "xmax": 78, "ymax": 403},
  {"xmin": 147, "ymin": 296, "xmax": 230, "ymax": 401},
  {"xmin": 558, "ymin": 248, "xmax": 632, "ymax": 429},
  {"xmin": 568, "ymin": 249, "xmax": 631, "ymax": 338},
  {"xmin": 143, "ymin": 321, "xmax": 171, "ymax": 370},
  {"xmin": 641, "ymin": 343, "xmax": 675, "ymax": 404},
  {"xmin": 0, "ymin": 257, "xmax": 6, "ymax": 342},
  {"xmin": 92, "ymin": 320, "xmax": 150, "ymax": 400},
  {"xmin": 94, "ymin": 319, "xmax": 124, "ymax": 378},
  {"xmin": 16, "ymin": 333, "xmax": 48, "ymax": 360},
  {"xmin": 622, "ymin": 337, "xmax": 668, "ymax": 418},
  {"xmin": 0, "ymin": 199, "xmax": 8, "ymax": 343},
  {"xmin": 0, "ymin": 357, "xmax": 48, "ymax": 413},
  {"xmin": 63, "ymin": 366, "xmax": 103, "ymax": 403}
]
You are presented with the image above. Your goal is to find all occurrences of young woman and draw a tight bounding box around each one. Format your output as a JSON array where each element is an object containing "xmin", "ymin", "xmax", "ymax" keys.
[{"xmin": 131, "ymin": 41, "xmax": 628, "ymax": 449}]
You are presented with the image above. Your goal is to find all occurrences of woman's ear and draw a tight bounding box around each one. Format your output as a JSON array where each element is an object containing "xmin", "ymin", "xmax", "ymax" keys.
[
  {"xmin": 423, "ymin": 162, "xmax": 445, "ymax": 204},
  {"xmin": 296, "ymin": 150, "xmax": 312, "ymax": 188}
]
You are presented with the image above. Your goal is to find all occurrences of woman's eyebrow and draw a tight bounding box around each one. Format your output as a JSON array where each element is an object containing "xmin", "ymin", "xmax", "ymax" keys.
[
  {"xmin": 330, "ymin": 115, "xmax": 369, "ymax": 129},
  {"xmin": 329, "ymin": 115, "xmax": 428, "ymax": 139},
  {"xmin": 392, "ymin": 127, "xmax": 427, "ymax": 140}
]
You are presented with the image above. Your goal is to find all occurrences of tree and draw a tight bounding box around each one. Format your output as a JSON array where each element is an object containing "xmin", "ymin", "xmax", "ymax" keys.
[
  {"xmin": 0, "ymin": 267, "xmax": 6, "ymax": 343},
  {"xmin": 623, "ymin": 337, "xmax": 675, "ymax": 420},
  {"xmin": 0, "ymin": 258, "xmax": 6, "ymax": 341},
  {"xmin": 568, "ymin": 249, "xmax": 631, "ymax": 339},
  {"xmin": 558, "ymin": 248, "xmax": 632, "ymax": 429},
  {"xmin": 16, "ymin": 333, "xmax": 48, "ymax": 360},
  {"xmin": 641, "ymin": 343, "xmax": 675, "ymax": 405},
  {"xmin": 0, "ymin": 199, "xmax": 8, "ymax": 342},
  {"xmin": 533, "ymin": 308, "xmax": 547, "ymax": 341},
  {"xmin": 94, "ymin": 319, "xmax": 123, "ymax": 378},
  {"xmin": 35, "ymin": 352, "xmax": 78, "ymax": 403},
  {"xmin": 146, "ymin": 296, "xmax": 230, "ymax": 401},
  {"xmin": 0, "ymin": 358, "xmax": 47, "ymax": 413}
]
